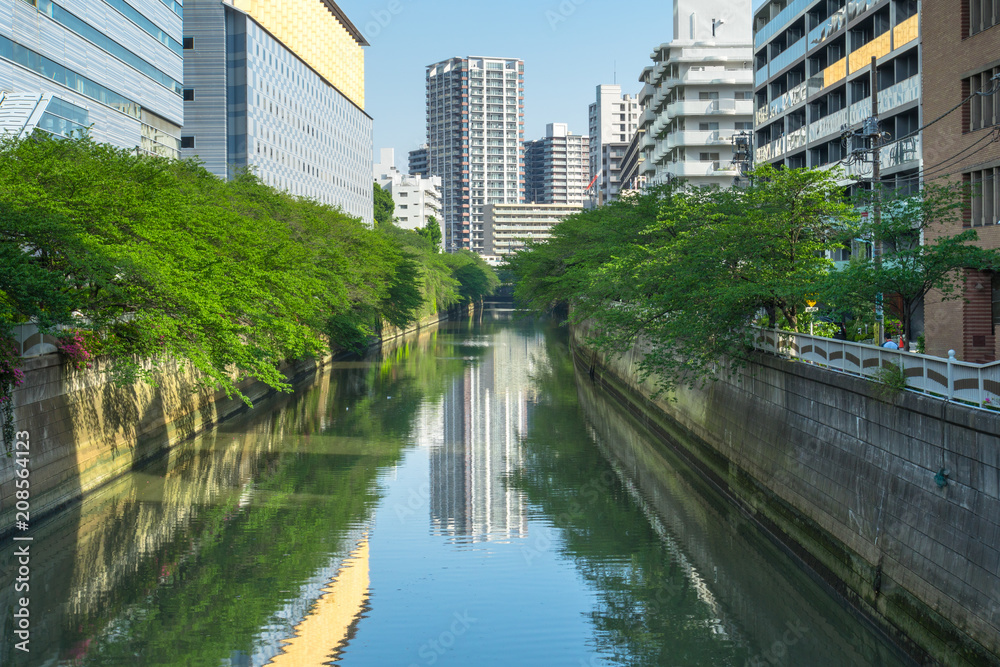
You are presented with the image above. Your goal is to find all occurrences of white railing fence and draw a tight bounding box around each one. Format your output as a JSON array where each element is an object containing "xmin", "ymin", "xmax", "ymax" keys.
[
  {"xmin": 752, "ymin": 327, "xmax": 1000, "ymax": 411},
  {"xmin": 10, "ymin": 323, "xmax": 63, "ymax": 358}
]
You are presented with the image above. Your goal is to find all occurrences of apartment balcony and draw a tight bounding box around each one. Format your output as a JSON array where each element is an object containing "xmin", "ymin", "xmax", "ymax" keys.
[
  {"xmin": 670, "ymin": 160, "xmax": 739, "ymax": 177},
  {"xmin": 666, "ymin": 99, "xmax": 753, "ymax": 117},
  {"xmin": 666, "ymin": 130, "xmax": 730, "ymax": 150}
]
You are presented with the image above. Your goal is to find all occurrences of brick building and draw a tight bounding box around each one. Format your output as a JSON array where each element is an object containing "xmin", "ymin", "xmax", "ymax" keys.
[{"xmin": 923, "ymin": 0, "xmax": 1000, "ymax": 361}]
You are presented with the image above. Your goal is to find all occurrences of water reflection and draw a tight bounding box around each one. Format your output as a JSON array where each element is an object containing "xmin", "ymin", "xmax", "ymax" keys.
[
  {"xmin": 0, "ymin": 314, "xmax": 910, "ymax": 666},
  {"xmin": 430, "ymin": 325, "xmax": 535, "ymax": 543}
]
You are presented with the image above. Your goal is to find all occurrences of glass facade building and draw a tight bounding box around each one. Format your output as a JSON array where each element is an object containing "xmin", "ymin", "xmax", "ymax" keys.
[{"xmin": 0, "ymin": 0, "xmax": 183, "ymax": 157}]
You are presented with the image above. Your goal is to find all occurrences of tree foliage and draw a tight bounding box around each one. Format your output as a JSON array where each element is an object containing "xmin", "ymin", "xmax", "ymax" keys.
[
  {"xmin": 0, "ymin": 134, "xmax": 498, "ymax": 408},
  {"xmin": 821, "ymin": 182, "xmax": 1000, "ymax": 342},
  {"xmin": 509, "ymin": 167, "xmax": 859, "ymax": 392},
  {"xmin": 416, "ymin": 215, "xmax": 443, "ymax": 251},
  {"xmin": 373, "ymin": 181, "xmax": 395, "ymax": 227}
]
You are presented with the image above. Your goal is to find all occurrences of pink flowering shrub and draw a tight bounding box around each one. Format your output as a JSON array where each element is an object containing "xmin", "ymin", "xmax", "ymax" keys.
[
  {"xmin": 1, "ymin": 337, "xmax": 24, "ymax": 452},
  {"xmin": 56, "ymin": 330, "xmax": 95, "ymax": 371}
]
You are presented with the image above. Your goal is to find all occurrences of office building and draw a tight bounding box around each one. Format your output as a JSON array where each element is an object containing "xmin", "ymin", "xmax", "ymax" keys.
[
  {"xmin": 638, "ymin": 0, "xmax": 754, "ymax": 188},
  {"xmin": 751, "ymin": 0, "xmax": 921, "ymax": 189},
  {"xmin": 374, "ymin": 147, "xmax": 443, "ymax": 239},
  {"xmin": 182, "ymin": 0, "xmax": 373, "ymax": 224},
  {"xmin": 426, "ymin": 56, "xmax": 525, "ymax": 253},
  {"xmin": 922, "ymin": 0, "xmax": 1000, "ymax": 362},
  {"xmin": 589, "ymin": 85, "xmax": 640, "ymax": 203},
  {"xmin": 483, "ymin": 202, "xmax": 581, "ymax": 259},
  {"xmin": 524, "ymin": 123, "xmax": 590, "ymax": 205},
  {"xmin": 409, "ymin": 144, "xmax": 429, "ymax": 176},
  {"xmin": 0, "ymin": 0, "xmax": 183, "ymax": 156}
]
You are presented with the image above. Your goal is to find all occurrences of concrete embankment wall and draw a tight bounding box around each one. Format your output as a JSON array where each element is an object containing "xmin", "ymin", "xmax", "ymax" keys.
[
  {"xmin": 571, "ymin": 323, "xmax": 1000, "ymax": 666},
  {"xmin": 0, "ymin": 308, "xmax": 463, "ymax": 536}
]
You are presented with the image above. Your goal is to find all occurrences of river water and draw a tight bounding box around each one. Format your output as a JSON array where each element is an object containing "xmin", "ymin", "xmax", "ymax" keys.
[{"xmin": 1, "ymin": 312, "xmax": 911, "ymax": 666}]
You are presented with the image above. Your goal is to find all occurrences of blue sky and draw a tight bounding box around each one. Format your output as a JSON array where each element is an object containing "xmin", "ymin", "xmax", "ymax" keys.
[
  {"xmin": 337, "ymin": 0, "xmax": 768, "ymax": 171},
  {"xmin": 336, "ymin": 0, "xmax": 675, "ymax": 169}
]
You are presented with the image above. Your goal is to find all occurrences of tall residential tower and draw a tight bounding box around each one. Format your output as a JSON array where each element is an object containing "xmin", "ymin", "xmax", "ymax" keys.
[
  {"xmin": 524, "ymin": 123, "xmax": 590, "ymax": 206},
  {"xmin": 589, "ymin": 85, "xmax": 640, "ymax": 204},
  {"xmin": 426, "ymin": 56, "xmax": 525, "ymax": 253}
]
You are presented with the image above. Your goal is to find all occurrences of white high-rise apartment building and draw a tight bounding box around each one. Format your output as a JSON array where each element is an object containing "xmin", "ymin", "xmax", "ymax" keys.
[
  {"xmin": 374, "ymin": 148, "xmax": 443, "ymax": 242},
  {"xmin": 426, "ymin": 56, "xmax": 525, "ymax": 253},
  {"xmin": 524, "ymin": 123, "xmax": 590, "ymax": 206},
  {"xmin": 638, "ymin": 0, "xmax": 754, "ymax": 189},
  {"xmin": 588, "ymin": 85, "xmax": 640, "ymax": 203}
]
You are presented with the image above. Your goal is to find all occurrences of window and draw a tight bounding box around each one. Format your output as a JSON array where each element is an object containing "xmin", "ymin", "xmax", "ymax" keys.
[
  {"xmin": 736, "ymin": 121, "xmax": 754, "ymax": 130},
  {"xmin": 993, "ymin": 273, "xmax": 1000, "ymax": 334},
  {"xmin": 735, "ymin": 91, "xmax": 753, "ymax": 100},
  {"xmin": 183, "ymin": 37, "xmax": 194, "ymax": 49},
  {"xmin": 965, "ymin": 66, "xmax": 1000, "ymax": 131},
  {"xmin": 965, "ymin": 166, "xmax": 999, "ymax": 227},
  {"xmin": 183, "ymin": 88, "xmax": 195, "ymax": 101},
  {"xmin": 968, "ymin": 0, "xmax": 1000, "ymax": 36},
  {"xmin": 181, "ymin": 136, "xmax": 194, "ymax": 148},
  {"xmin": 699, "ymin": 92, "xmax": 720, "ymax": 100},
  {"xmin": 699, "ymin": 122, "xmax": 720, "ymax": 131}
]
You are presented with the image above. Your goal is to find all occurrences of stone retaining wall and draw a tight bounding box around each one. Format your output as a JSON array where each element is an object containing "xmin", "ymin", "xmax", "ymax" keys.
[
  {"xmin": 571, "ymin": 323, "xmax": 1000, "ymax": 666},
  {"xmin": 0, "ymin": 308, "xmax": 462, "ymax": 536}
]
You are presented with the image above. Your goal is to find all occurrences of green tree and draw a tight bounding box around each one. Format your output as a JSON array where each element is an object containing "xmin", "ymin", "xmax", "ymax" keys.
[
  {"xmin": 0, "ymin": 134, "xmax": 427, "ymax": 401},
  {"xmin": 443, "ymin": 250, "xmax": 500, "ymax": 303},
  {"xmin": 822, "ymin": 182, "xmax": 1000, "ymax": 344},
  {"xmin": 373, "ymin": 181, "xmax": 395, "ymax": 227},
  {"xmin": 509, "ymin": 167, "xmax": 855, "ymax": 392},
  {"xmin": 416, "ymin": 215, "xmax": 442, "ymax": 251}
]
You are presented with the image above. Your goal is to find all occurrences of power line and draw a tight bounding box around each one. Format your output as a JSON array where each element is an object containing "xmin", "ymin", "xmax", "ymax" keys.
[{"xmin": 876, "ymin": 73, "xmax": 1000, "ymax": 152}]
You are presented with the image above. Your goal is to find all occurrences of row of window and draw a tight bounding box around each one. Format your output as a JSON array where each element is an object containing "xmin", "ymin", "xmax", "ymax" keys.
[
  {"xmin": 967, "ymin": 0, "xmax": 1000, "ymax": 36},
  {"xmin": 965, "ymin": 66, "xmax": 1000, "ymax": 132},
  {"xmin": 31, "ymin": 0, "xmax": 182, "ymax": 95}
]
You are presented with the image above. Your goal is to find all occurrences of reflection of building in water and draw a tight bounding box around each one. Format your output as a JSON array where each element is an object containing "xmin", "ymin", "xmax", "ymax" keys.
[
  {"xmin": 431, "ymin": 327, "xmax": 544, "ymax": 542},
  {"xmin": 267, "ymin": 536, "xmax": 371, "ymax": 666}
]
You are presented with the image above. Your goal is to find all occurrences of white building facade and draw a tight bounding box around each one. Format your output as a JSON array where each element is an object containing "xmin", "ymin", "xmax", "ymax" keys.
[
  {"xmin": 0, "ymin": 0, "xmax": 183, "ymax": 156},
  {"xmin": 638, "ymin": 0, "xmax": 754, "ymax": 189},
  {"xmin": 374, "ymin": 147, "xmax": 443, "ymax": 240},
  {"xmin": 524, "ymin": 123, "xmax": 590, "ymax": 206},
  {"xmin": 483, "ymin": 202, "xmax": 581, "ymax": 259},
  {"xmin": 182, "ymin": 0, "xmax": 374, "ymax": 224},
  {"xmin": 426, "ymin": 56, "xmax": 525, "ymax": 253},
  {"xmin": 588, "ymin": 85, "xmax": 640, "ymax": 203}
]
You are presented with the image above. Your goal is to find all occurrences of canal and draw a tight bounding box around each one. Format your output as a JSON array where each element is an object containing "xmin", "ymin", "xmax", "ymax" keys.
[{"xmin": 1, "ymin": 312, "xmax": 910, "ymax": 666}]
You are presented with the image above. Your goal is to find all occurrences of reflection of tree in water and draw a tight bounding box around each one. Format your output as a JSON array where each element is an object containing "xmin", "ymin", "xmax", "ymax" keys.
[
  {"xmin": 38, "ymin": 329, "xmax": 476, "ymax": 667},
  {"xmin": 508, "ymin": 324, "xmax": 746, "ymax": 667}
]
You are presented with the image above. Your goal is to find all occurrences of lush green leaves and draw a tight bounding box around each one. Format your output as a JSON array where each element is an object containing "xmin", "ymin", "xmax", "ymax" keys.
[
  {"xmin": 373, "ymin": 181, "xmax": 395, "ymax": 227},
  {"xmin": 416, "ymin": 215, "xmax": 443, "ymax": 250},
  {"xmin": 0, "ymin": 134, "xmax": 497, "ymax": 403},
  {"xmin": 509, "ymin": 167, "xmax": 858, "ymax": 392},
  {"xmin": 821, "ymin": 182, "xmax": 1000, "ymax": 342}
]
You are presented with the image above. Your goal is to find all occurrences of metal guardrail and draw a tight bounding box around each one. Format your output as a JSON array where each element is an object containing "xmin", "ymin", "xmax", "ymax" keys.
[{"xmin": 753, "ymin": 327, "xmax": 1000, "ymax": 411}]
